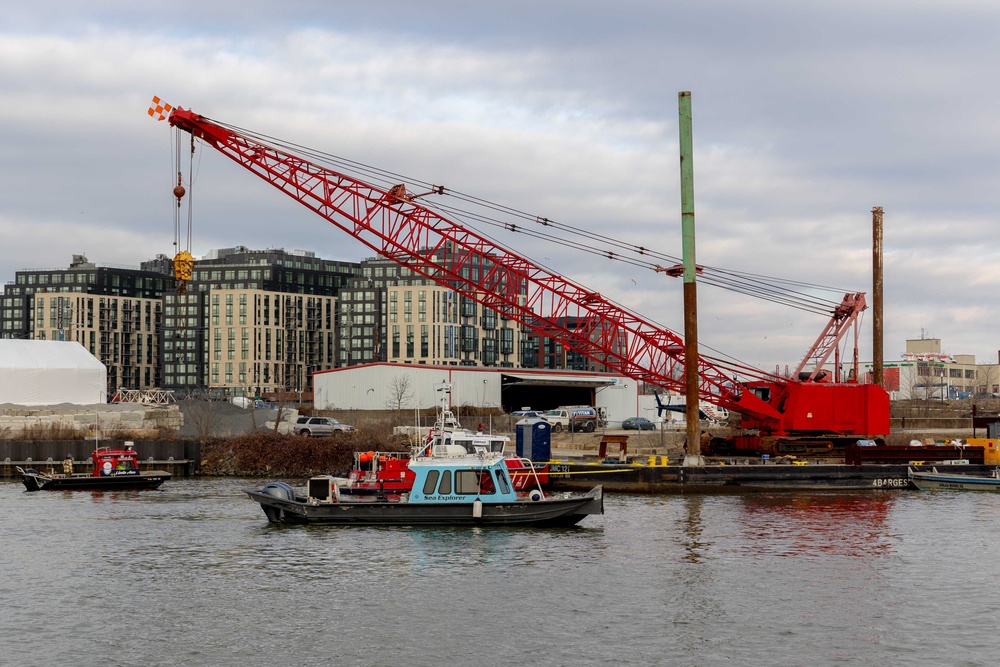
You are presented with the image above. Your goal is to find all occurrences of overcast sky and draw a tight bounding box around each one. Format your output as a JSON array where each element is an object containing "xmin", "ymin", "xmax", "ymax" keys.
[{"xmin": 4, "ymin": 1, "xmax": 1000, "ymax": 373}]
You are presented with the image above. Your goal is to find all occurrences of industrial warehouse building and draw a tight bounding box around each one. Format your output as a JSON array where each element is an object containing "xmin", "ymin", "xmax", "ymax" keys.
[{"xmin": 312, "ymin": 362, "xmax": 639, "ymax": 421}]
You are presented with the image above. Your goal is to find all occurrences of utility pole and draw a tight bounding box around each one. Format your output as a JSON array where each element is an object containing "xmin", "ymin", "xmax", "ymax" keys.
[
  {"xmin": 678, "ymin": 91, "xmax": 704, "ymax": 466},
  {"xmin": 872, "ymin": 206, "xmax": 884, "ymax": 388}
]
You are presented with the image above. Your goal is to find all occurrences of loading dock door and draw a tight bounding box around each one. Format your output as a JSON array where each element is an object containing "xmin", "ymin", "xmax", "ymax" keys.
[{"xmin": 500, "ymin": 373, "xmax": 616, "ymax": 412}]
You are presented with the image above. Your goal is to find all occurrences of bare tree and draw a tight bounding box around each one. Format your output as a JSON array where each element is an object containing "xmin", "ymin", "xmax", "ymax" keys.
[
  {"xmin": 184, "ymin": 400, "xmax": 224, "ymax": 440},
  {"xmin": 269, "ymin": 391, "xmax": 300, "ymax": 434},
  {"xmin": 386, "ymin": 375, "xmax": 414, "ymax": 411},
  {"xmin": 977, "ymin": 363, "xmax": 1000, "ymax": 396}
]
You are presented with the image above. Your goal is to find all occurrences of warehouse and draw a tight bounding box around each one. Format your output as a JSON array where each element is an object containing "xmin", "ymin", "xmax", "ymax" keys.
[{"xmin": 312, "ymin": 362, "xmax": 638, "ymax": 421}]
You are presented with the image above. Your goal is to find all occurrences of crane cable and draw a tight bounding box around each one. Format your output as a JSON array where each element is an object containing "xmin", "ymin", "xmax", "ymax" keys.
[
  {"xmin": 209, "ymin": 118, "xmax": 855, "ymax": 318},
  {"xmin": 195, "ymin": 118, "xmax": 856, "ymax": 382},
  {"xmin": 171, "ymin": 129, "xmax": 195, "ymax": 292}
]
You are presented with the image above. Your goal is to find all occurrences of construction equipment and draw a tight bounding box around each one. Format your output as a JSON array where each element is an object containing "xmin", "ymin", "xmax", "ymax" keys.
[{"xmin": 162, "ymin": 103, "xmax": 889, "ymax": 456}]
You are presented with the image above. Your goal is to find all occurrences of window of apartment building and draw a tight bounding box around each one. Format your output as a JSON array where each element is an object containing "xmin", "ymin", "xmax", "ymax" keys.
[
  {"xmin": 420, "ymin": 325, "xmax": 429, "ymax": 357},
  {"xmin": 482, "ymin": 338, "xmax": 497, "ymax": 365},
  {"xmin": 392, "ymin": 326, "xmax": 400, "ymax": 357},
  {"xmin": 406, "ymin": 325, "xmax": 414, "ymax": 358},
  {"xmin": 461, "ymin": 325, "xmax": 478, "ymax": 353},
  {"xmin": 500, "ymin": 327, "xmax": 514, "ymax": 355}
]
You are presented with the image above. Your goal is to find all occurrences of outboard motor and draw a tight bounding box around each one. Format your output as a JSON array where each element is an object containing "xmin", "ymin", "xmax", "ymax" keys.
[{"xmin": 260, "ymin": 481, "xmax": 296, "ymax": 501}]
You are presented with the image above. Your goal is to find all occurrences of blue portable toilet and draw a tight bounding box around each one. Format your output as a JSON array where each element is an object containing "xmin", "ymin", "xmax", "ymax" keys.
[{"xmin": 515, "ymin": 418, "xmax": 551, "ymax": 462}]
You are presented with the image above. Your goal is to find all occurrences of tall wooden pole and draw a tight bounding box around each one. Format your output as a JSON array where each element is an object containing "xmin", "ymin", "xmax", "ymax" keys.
[
  {"xmin": 872, "ymin": 206, "xmax": 884, "ymax": 388},
  {"xmin": 678, "ymin": 92, "xmax": 704, "ymax": 466}
]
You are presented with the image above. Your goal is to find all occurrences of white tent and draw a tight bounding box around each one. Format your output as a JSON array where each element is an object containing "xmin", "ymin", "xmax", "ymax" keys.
[{"xmin": 0, "ymin": 340, "xmax": 107, "ymax": 405}]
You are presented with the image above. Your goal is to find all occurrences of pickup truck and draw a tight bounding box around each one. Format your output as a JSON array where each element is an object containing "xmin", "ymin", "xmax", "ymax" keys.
[
  {"xmin": 542, "ymin": 406, "xmax": 600, "ymax": 433},
  {"xmin": 294, "ymin": 416, "xmax": 355, "ymax": 436}
]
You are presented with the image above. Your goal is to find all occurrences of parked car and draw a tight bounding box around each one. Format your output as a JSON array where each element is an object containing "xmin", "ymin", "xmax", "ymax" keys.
[
  {"xmin": 621, "ymin": 417, "xmax": 656, "ymax": 431},
  {"xmin": 511, "ymin": 410, "xmax": 545, "ymax": 419},
  {"xmin": 295, "ymin": 416, "xmax": 355, "ymax": 436}
]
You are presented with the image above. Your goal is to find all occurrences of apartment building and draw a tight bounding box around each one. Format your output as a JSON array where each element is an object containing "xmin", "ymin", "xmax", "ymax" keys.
[
  {"xmin": 1, "ymin": 255, "xmax": 170, "ymax": 394},
  {"xmin": 0, "ymin": 246, "xmax": 618, "ymax": 398},
  {"xmin": 159, "ymin": 247, "xmax": 357, "ymax": 395},
  {"xmin": 349, "ymin": 255, "xmax": 525, "ymax": 368}
]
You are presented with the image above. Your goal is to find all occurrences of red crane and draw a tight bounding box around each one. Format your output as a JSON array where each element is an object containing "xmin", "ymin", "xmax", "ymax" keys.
[{"xmin": 164, "ymin": 105, "xmax": 888, "ymax": 454}]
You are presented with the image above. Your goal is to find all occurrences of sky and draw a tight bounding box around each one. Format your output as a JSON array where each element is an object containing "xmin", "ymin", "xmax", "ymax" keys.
[{"xmin": 4, "ymin": 1, "xmax": 1000, "ymax": 374}]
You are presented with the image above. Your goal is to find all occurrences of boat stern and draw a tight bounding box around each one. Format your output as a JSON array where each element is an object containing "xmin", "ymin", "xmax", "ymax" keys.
[{"xmin": 577, "ymin": 485, "xmax": 604, "ymax": 516}]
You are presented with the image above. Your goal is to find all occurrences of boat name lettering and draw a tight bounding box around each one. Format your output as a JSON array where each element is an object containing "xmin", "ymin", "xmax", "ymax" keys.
[
  {"xmin": 549, "ymin": 465, "xmax": 570, "ymax": 473},
  {"xmin": 871, "ymin": 478, "xmax": 909, "ymax": 488}
]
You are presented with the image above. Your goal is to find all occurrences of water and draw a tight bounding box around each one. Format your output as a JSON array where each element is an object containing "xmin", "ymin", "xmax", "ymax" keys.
[{"xmin": 3, "ymin": 479, "xmax": 1000, "ymax": 666}]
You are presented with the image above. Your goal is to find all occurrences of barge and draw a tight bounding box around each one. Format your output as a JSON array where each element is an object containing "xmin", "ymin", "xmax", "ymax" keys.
[{"xmin": 546, "ymin": 461, "xmax": 998, "ymax": 494}]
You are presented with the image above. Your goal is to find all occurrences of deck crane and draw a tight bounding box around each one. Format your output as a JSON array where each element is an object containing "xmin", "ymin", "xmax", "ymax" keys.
[{"xmin": 163, "ymin": 104, "xmax": 889, "ymax": 455}]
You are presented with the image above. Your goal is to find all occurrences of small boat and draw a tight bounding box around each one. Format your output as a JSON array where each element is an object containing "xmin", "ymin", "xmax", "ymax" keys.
[
  {"xmin": 245, "ymin": 449, "xmax": 602, "ymax": 527},
  {"xmin": 907, "ymin": 466, "xmax": 1000, "ymax": 491},
  {"xmin": 18, "ymin": 443, "xmax": 172, "ymax": 492}
]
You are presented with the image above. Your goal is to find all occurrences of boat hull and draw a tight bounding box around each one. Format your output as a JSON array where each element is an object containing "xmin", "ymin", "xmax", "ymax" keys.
[
  {"xmin": 20, "ymin": 471, "xmax": 172, "ymax": 492},
  {"xmin": 246, "ymin": 485, "xmax": 603, "ymax": 527},
  {"xmin": 908, "ymin": 467, "xmax": 1000, "ymax": 492}
]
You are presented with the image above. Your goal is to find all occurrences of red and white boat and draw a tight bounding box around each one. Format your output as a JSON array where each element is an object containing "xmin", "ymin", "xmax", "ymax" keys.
[{"xmin": 339, "ymin": 384, "xmax": 548, "ymax": 495}]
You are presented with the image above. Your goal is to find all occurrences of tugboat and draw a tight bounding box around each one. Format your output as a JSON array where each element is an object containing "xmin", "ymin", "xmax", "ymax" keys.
[
  {"xmin": 338, "ymin": 383, "xmax": 547, "ymax": 495},
  {"xmin": 245, "ymin": 447, "xmax": 602, "ymax": 527},
  {"xmin": 18, "ymin": 442, "xmax": 171, "ymax": 492}
]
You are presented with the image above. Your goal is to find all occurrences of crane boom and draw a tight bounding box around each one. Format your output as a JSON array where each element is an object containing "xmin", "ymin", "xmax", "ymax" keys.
[{"xmin": 166, "ymin": 106, "xmax": 889, "ymax": 443}]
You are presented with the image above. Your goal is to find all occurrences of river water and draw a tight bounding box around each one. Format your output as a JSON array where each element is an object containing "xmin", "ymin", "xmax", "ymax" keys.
[{"xmin": 2, "ymin": 478, "xmax": 999, "ymax": 666}]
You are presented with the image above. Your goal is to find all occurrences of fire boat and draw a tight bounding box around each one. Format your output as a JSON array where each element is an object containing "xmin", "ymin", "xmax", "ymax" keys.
[{"xmin": 17, "ymin": 443, "xmax": 172, "ymax": 492}]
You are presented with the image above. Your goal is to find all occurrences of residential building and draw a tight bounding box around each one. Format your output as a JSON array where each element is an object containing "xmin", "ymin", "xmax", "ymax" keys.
[
  {"xmin": 346, "ymin": 256, "xmax": 525, "ymax": 368},
  {"xmin": 159, "ymin": 246, "xmax": 358, "ymax": 395},
  {"xmin": 1, "ymin": 255, "xmax": 170, "ymax": 394}
]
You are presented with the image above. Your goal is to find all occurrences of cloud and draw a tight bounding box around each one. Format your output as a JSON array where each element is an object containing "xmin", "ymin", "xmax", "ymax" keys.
[{"xmin": 3, "ymin": 2, "xmax": 1000, "ymax": 373}]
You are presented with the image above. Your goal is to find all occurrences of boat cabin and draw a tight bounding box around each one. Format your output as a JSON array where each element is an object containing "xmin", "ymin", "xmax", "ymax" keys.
[
  {"xmin": 92, "ymin": 444, "xmax": 142, "ymax": 477},
  {"xmin": 407, "ymin": 455, "xmax": 518, "ymax": 504}
]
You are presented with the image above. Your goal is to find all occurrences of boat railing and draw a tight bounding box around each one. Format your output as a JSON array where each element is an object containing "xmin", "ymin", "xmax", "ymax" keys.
[{"xmin": 508, "ymin": 457, "xmax": 546, "ymax": 497}]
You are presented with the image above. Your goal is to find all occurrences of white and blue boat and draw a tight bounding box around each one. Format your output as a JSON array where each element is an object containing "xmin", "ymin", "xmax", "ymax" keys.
[
  {"xmin": 245, "ymin": 446, "xmax": 602, "ymax": 527},
  {"xmin": 907, "ymin": 466, "xmax": 1000, "ymax": 491}
]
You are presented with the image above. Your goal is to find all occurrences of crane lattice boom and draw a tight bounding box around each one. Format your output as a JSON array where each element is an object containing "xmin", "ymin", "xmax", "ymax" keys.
[{"xmin": 167, "ymin": 106, "xmax": 889, "ymax": 441}]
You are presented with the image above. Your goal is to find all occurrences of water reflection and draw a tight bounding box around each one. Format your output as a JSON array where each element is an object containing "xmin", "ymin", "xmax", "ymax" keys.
[
  {"xmin": 734, "ymin": 492, "xmax": 900, "ymax": 559},
  {"xmin": 681, "ymin": 494, "xmax": 708, "ymax": 564}
]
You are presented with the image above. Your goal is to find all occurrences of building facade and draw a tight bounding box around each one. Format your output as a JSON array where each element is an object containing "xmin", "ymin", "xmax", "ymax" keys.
[
  {"xmin": 2, "ymin": 246, "xmax": 715, "ymax": 400},
  {"xmin": 1, "ymin": 255, "xmax": 170, "ymax": 395},
  {"xmin": 864, "ymin": 337, "xmax": 997, "ymax": 400},
  {"xmin": 160, "ymin": 247, "xmax": 358, "ymax": 395},
  {"xmin": 30, "ymin": 291, "xmax": 162, "ymax": 392}
]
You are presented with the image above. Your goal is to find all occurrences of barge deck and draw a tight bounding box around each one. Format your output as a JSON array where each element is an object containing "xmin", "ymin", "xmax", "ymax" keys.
[{"xmin": 546, "ymin": 461, "xmax": 997, "ymax": 493}]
